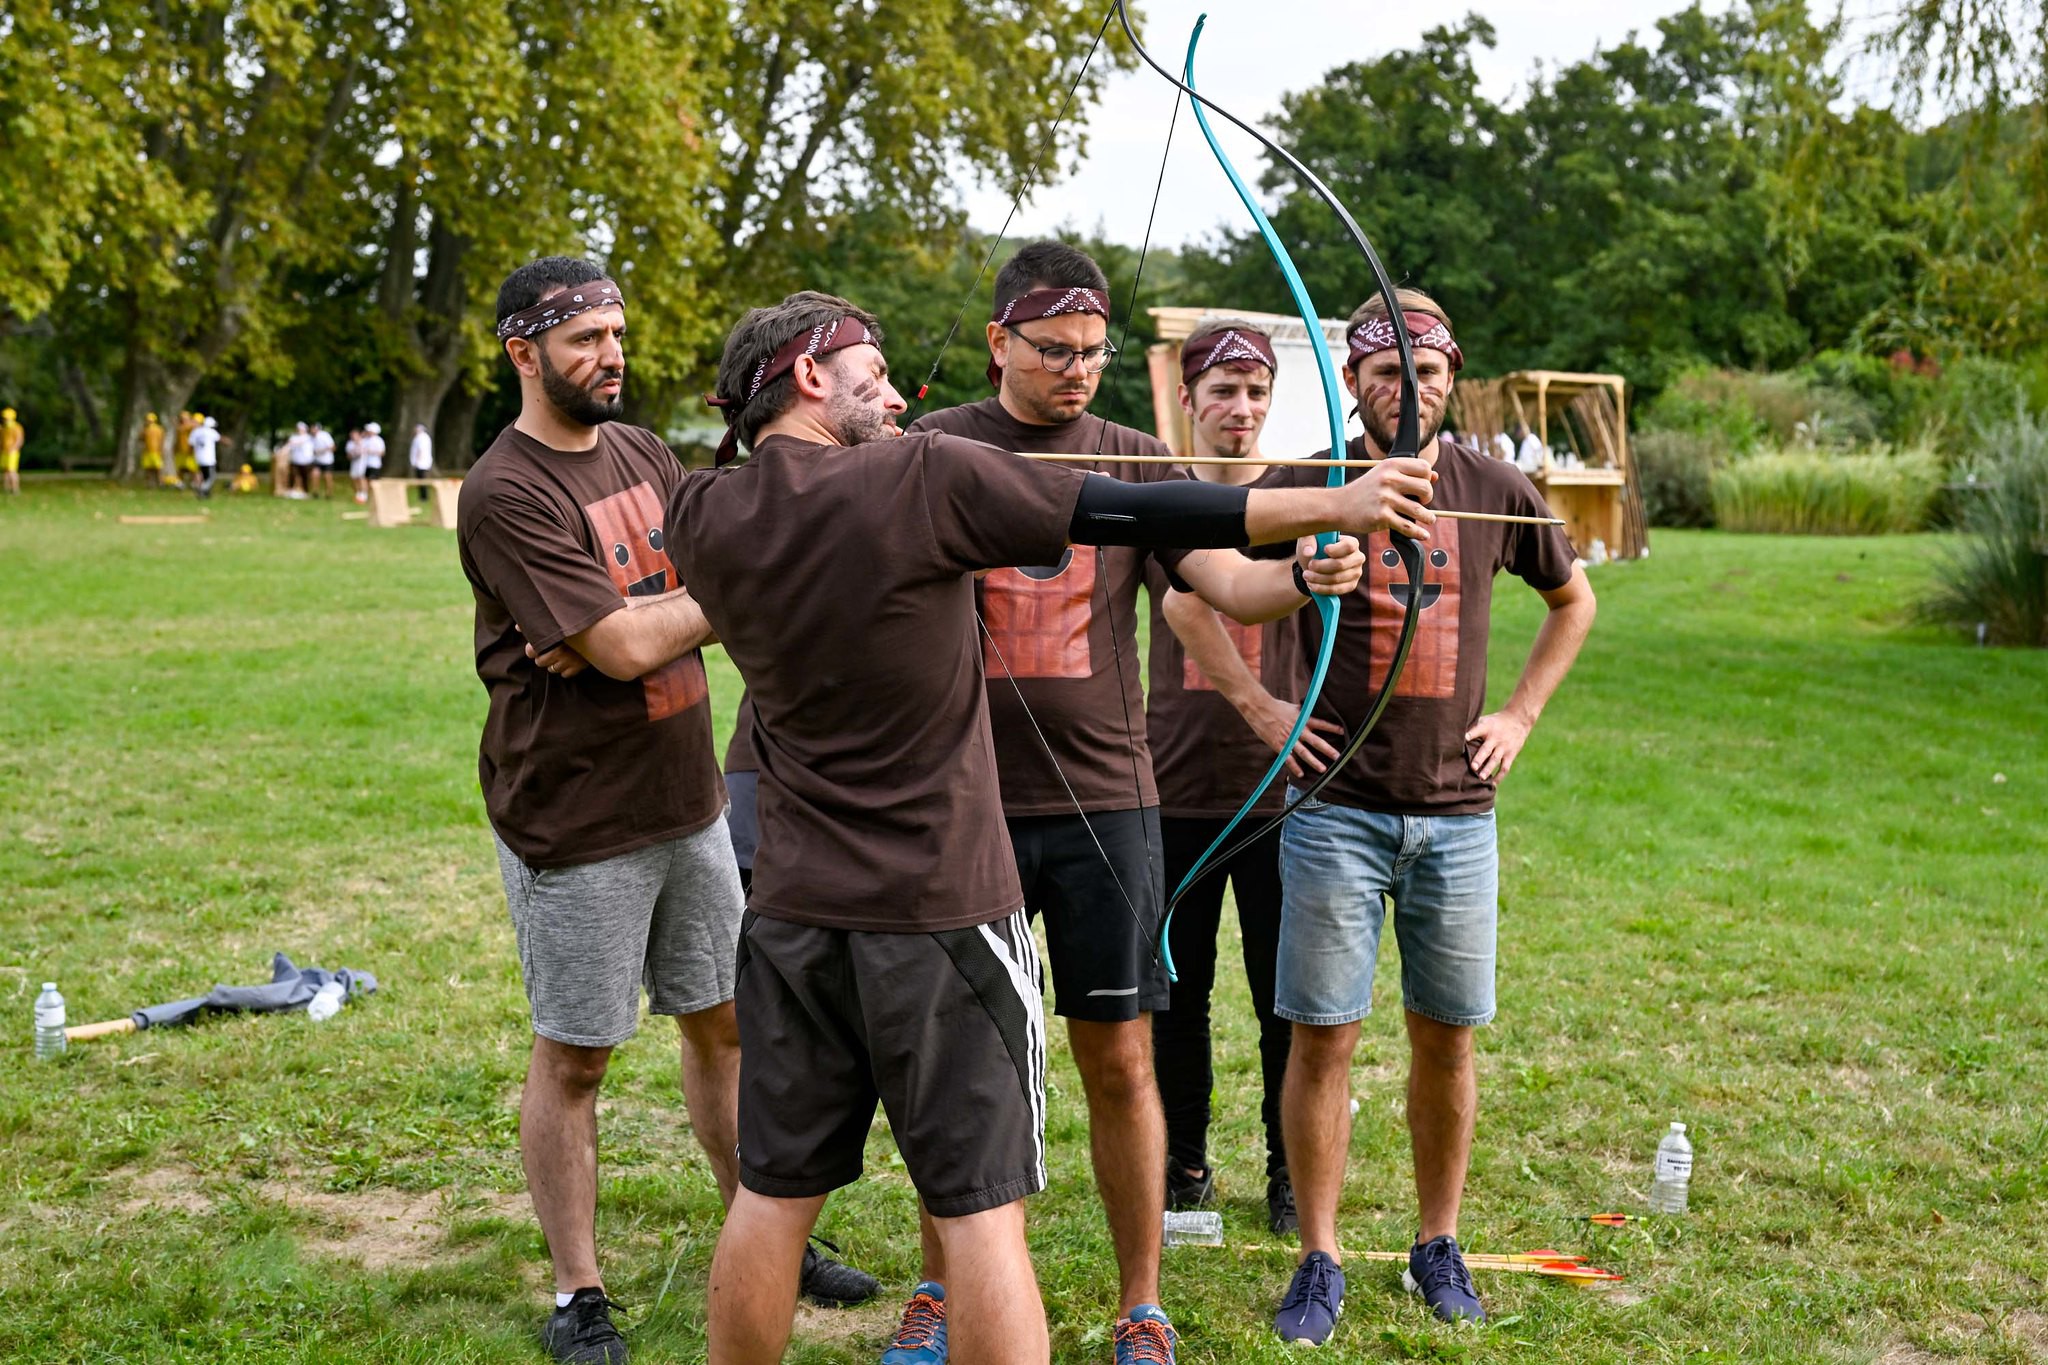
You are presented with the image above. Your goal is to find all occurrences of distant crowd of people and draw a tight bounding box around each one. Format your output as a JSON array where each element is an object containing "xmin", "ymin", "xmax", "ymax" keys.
[{"xmin": 128, "ymin": 412, "xmax": 438, "ymax": 502}]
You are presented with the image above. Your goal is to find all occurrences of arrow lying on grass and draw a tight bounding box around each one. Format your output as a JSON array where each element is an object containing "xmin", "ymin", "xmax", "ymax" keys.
[{"xmin": 1346, "ymin": 1249, "xmax": 1624, "ymax": 1283}]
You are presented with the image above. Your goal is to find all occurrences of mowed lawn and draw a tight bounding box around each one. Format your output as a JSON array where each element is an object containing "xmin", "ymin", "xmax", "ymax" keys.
[{"xmin": 2, "ymin": 481, "xmax": 2044, "ymax": 1365}]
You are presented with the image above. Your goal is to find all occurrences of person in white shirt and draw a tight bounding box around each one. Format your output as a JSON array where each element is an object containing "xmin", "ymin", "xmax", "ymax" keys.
[
  {"xmin": 409, "ymin": 423, "xmax": 434, "ymax": 502},
  {"xmin": 285, "ymin": 421, "xmax": 315, "ymax": 496},
  {"xmin": 346, "ymin": 428, "xmax": 368, "ymax": 503},
  {"xmin": 361, "ymin": 422, "xmax": 386, "ymax": 482},
  {"xmin": 189, "ymin": 415, "xmax": 224, "ymax": 499},
  {"xmin": 310, "ymin": 423, "xmax": 336, "ymax": 498}
]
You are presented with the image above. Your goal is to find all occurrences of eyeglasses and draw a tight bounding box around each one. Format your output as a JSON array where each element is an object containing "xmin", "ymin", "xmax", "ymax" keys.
[{"xmin": 1005, "ymin": 327, "xmax": 1118, "ymax": 375}]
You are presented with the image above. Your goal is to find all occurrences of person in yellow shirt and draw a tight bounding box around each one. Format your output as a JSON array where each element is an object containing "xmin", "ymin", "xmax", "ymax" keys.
[
  {"xmin": 173, "ymin": 411, "xmax": 197, "ymax": 485},
  {"xmin": 140, "ymin": 412, "xmax": 167, "ymax": 484},
  {"xmin": 1, "ymin": 407, "xmax": 23, "ymax": 495}
]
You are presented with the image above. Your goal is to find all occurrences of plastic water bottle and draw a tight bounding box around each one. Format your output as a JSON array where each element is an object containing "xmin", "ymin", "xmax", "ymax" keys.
[
  {"xmin": 1649, "ymin": 1121, "xmax": 1693, "ymax": 1213},
  {"xmin": 34, "ymin": 983, "xmax": 67, "ymax": 1060},
  {"xmin": 306, "ymin": 979, "xmax": 346, "ymax": 1023},
  {"xmin": 1162, "ymin": 1210, "xmax": 1224, "ymax": 1247}
]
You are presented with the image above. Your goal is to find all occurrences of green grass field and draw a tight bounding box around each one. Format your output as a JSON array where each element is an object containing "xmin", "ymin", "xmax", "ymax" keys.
[{"xmin": 2, "ymin": 482, "xmax": 2044, "ymax": 1364}]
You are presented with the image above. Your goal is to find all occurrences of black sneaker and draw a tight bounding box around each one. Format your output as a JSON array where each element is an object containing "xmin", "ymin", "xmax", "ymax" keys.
[
  {"xmin": 541, "ymin": 1288, "xmax": 628, "ymax": 1364},
  {"xmin": 1266, "ymin": 1173, "xmax": 1299, "ymax": 1237},
  {"xmin": 800, "ymin": 1235, "xmax": 879, "ymax": 1308},
  {"xmin": 1165, "ymin": 1163, "xmax": 1215, "ymax": 1210}
]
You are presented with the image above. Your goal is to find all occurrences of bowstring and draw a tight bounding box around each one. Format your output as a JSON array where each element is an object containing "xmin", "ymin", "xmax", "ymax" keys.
[
  {"xmin": 1083, "ymin": 76, "xmax": 1187, "ymax": 966},
  {"xmin": 903, "ymin": 4, "xmax": 1117, "ymax": 422}
]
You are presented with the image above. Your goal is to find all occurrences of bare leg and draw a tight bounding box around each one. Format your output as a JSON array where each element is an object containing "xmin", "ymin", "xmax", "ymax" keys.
[
  {"xmin": 930, "ymin": 1201, "xmax": 1048, "ymax": 1364},
  {"xmin": 1405, "ymin": 1011, "xmax": 1477, "ymax": 1242},
  {"xmin": 1067, "ymin": 1017, "xmax": 1165, "ymax": 1312},
  {"xmin": 916, "ymin": 1198, "xmax": 948, "ymax": 1284},
  {"xmin": 1281, "ymin": 1020, "xmax": 1359, "ymax": 1261},
  {"xmin": 521, "ymin": 1036, "xmax": 613, "ymax": 1293},
  {"xmin": 706, "ymin": 1189, "xmax": 825, "ymax": 1364},
  {"xmin": 676, "ymin": 1003, "xmax": 741, "ymax": 1207}
]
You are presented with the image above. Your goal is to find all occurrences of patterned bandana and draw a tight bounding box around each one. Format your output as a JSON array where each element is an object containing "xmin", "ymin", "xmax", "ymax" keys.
[
  {"xmin": 494, "ymin": 279, "xmax": 625, "ymax": 341},
  {"xmin": 986, "ymin": 286, "xmax": 1113, "ymax": 388},
  {"xmin": 1346, "ymin": 310, "xmax": 1464, "ymax": 372},
  {"xmin": 704, "ymin": 315, "xmax": 880, "ymax": 465},
  {"xmin": 1180, "ymin": 325, "xmax": 1278, "ymax": 386}
]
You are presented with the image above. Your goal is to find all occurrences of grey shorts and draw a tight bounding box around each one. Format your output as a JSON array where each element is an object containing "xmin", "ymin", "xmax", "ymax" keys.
[{"xmin": 492, "ymin": 816, "xmax": 746, "ymax": 1048}]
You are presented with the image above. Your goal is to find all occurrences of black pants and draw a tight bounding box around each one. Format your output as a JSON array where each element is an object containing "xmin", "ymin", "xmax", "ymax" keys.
[{"xmin": 1153, "ymin": 815, "xmax": 1289, "ymax": 1179}]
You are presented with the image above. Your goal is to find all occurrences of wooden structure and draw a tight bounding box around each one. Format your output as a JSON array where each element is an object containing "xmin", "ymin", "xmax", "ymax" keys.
[
  {"xmin": 1447, "ymin": 371, "xmax": 1647, "ymax": 559},
  {"xmin": 367, "ymin": 477, "xmax": 463, "ymax": 529}
]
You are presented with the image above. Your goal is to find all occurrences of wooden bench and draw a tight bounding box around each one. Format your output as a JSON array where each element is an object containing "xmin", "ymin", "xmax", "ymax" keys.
[{"xmin": 367, "ymin": 477, "xmax": 463, "ymax": 529}]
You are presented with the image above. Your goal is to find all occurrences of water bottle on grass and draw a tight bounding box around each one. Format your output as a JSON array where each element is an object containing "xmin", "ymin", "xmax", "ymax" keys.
[
  {"xmin": 34, "ymin": 983, "xmax": 67, "ymax": 1060},
  {"xmin": 306, "ymin": 979, "xmax": 347, "ymax": 1023},
  {"xmin": 1162, "ymin": 1210, "xmax": 1224, "ymax": 1247},
  {"xmin": 1649, "ymin": 1121, "xmax": 1692, "ymax": 1214}
]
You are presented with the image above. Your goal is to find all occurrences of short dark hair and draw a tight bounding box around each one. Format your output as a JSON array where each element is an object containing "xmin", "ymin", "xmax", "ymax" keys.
[
  {"xmin": 992, "ymin": 240, "xmax": 1109, "ymax": 319},
  {"xmin": 496, "ymin": 256, "xmax": 608, "ymax": 329},
  {"xmin": 714, "ymin": 291, "xmax": 885, "ymax": 454}
]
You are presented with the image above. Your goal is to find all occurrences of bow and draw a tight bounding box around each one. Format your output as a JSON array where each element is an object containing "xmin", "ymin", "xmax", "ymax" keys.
[{"xmin": 1117, "ymin": 8, "xmax": 1428, "ymax": 978}]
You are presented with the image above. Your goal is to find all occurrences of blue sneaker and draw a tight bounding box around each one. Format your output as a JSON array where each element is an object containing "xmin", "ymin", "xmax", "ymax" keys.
[
  {"xmin": 1402, "ymin": 1235, "xmax": 1486, "ymax": 1323},
  {"xmin": 879, "ymin": 1282, "xmax": 947, "ymax": 1364},
  {"xmin": 1274, "ymin": 1251, "xmax": 1345, "ymax": 1346},
  {"xmin": 1114, "ymin": 1304, "xmax": 1177, "ymax": 1364}
]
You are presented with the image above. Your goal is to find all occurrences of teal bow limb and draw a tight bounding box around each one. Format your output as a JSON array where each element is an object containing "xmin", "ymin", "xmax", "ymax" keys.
[{"xmin": 1159, "ymin": 14, "xmax": 1345, "ymax": 984}]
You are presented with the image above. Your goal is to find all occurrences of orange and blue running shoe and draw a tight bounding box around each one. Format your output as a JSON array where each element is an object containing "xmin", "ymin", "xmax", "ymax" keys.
[{"xmin": 880, "ymin": 1282, "xmax": 947, "ymax": 1365}]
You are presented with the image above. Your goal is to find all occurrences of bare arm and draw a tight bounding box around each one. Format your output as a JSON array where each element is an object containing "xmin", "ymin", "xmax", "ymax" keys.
[
  {"xmin": 1163, "ymin": 586, "xmax": 1342, "ymax": 779},
  {"xmin": 530, "ymin": 588, "xmax": 717, "ymax": 682},
  {"xmin": 1464, "ymin": 565, "xmax": 1597, "ymax": 781},
  {"xmin": 1175, "ymin": 535, "xmax": 1362, "ymax": 624}
]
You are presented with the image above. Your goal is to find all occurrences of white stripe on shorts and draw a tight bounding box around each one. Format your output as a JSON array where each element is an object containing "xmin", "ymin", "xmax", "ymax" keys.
[{"xmin": 978, "ymin": 908, "xmax": 1047, "ymax": 1190}]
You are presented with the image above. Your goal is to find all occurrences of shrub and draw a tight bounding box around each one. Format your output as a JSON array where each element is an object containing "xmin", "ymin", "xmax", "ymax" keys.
[
  {"xmin": 1800, "ymin": 350, "xmax": 1936, "ymax": 446},
  {"xmin": 1644, "ymin": 366, "xmax": 1878, "ymax": 452},
  {"xmin": 1710, "ymin": 448, "xmax": 1942, "ymax": 534},
  {"xmin": 1919, "ymin": 410, "xmax": 2048, "ymax": 646},
  {"xmin": 1634, "ymin": 429, "xmax": 1725, "ymax": 527}
]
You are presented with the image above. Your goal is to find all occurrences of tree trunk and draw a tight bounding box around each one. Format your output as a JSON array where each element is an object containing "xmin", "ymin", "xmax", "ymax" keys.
[
  {"xmin": 435, "ymin": 379, "xmax": 485, "ymax": 470},
  {"xmin": 61, "ymin": 357, "xmax": 107, "ymax": 457},
  {"xmin": 110, "ymin": 332, "xmax": 199, "ymax": 482}
]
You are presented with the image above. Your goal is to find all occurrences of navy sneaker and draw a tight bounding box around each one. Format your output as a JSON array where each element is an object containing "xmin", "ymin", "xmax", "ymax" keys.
[
  {"xmin": 1402, "ymin": 1235, "xmax": 1486, "ymax": 1324},
  {"xmin": 879, "ymin": 1282, "xmax": 947, "ymax": 1365},
  {"xmin": 1274, "ymin": 1251, "xmax": 1345, "ymax": 1346},
  {"xmin": 1114, "ymin": 1304, "xmax": 1177, "ymax": 1364}
]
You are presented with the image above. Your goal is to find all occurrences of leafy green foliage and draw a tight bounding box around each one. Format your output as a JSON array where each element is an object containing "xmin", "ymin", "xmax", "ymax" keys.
[
  {"xmin": 1711, "ymin": 449, "xmax": 1943, "ymax": 534},
  {"xmin": 1920, "ymin": 408, "xmax": 2048, "ymax": 644}
]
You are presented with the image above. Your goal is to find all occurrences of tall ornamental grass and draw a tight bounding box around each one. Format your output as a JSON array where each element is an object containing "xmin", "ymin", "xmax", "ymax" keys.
[
  {"xmin": 1710, "ymin": 448, "xmax": 1941, "ymax": 535},
  {"xmin": 1920, "ymin": 412, "xmax": 2048, "ymax": 646}
]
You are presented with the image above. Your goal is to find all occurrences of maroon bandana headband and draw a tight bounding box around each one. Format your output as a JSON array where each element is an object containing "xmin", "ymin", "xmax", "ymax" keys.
[
  {"xmin": 1181, "ymin": 326, "xmax": 1278, "ymax": 386},
  {"xmin": 1347, "ymin": 311, "xmax": 1464, "ymax": 372},
  {"xmin": 986, "ymin": 286, "xmax": 1112, "ymax": 388},
  {"xmin": 495, "ymin": 279, "xmax": 624, "ymax": 341},
  {"xmin": 704, "ymin": 315, "xmax": 879, "ymax": 465}
]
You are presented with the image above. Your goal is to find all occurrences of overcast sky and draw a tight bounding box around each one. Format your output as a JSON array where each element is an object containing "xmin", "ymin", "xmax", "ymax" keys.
[{"xmin": 961, "ymin": 0, "xmax": 1897, "ymax": 249}]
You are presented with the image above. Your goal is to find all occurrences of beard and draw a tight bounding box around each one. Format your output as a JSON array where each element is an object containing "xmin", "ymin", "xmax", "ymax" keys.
[
  {"xmin": 1361, "ymin": 401, "xmax": 1442, "ymax": 457},
  {"xmin": 825, "ymin": 384, "xmax": 895, "ymax": 446},
  {"xmin": 537, "ymin": 342, "xmax": 625, "ymax": 426}
]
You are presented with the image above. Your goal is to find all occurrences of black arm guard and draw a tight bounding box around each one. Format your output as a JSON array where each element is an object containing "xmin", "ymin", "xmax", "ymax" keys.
[{"xmin": 1067, "ymin": 472, "xmax": 1251, "ymax": 550}]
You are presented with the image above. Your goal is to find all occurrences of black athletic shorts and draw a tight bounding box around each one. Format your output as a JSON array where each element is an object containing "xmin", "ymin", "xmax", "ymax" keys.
[
  {"xmin": 733, "ymin": 909, "xmax": 1047, "ymax": 1218},
  {"xmin": 1008, "ymin": 807, "xmax": 1169, "ymax": 1022}
]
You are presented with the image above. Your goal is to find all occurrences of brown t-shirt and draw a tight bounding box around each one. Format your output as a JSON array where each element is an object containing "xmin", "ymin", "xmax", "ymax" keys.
[
  {"xmin": 1145, "ymin": 468, "xmax": 1307, "ymax": 818},
  {"xmin": 458, "ymin": 422, "xmax": 726, "ymax": 867},
  {"xmin": 725, "ymin": 692, "xmax": 758, "ymax": 774},
  {"xmin": 666, "ymin": 431, "xmax": 1086, "ymax": 933},
  {"xmin": 907, "ymin": 398, "xmax": 1187, "ymax": 815},
  {"xmin": 1254, "ymin": 436, "xmax": 1577, "ymax": 815}
]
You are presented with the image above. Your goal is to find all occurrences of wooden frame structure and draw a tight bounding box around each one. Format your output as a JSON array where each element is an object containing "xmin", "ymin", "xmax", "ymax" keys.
[{"xmin": 1447, "ymin": 371, "xmax": 1648, "ymax": 559}]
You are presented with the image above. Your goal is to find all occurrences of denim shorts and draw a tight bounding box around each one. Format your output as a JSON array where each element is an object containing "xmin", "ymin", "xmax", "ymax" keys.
[{"xmin": 1274, "ymin": 794, "xmax": 1498, "ymax": 1028}]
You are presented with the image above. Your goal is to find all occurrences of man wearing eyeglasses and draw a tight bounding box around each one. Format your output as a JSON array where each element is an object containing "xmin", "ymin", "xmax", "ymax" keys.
[{"xmin": 904, "ymin": 240, "xmax": 1360, "ymax": 1363}]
